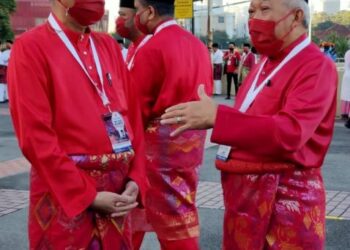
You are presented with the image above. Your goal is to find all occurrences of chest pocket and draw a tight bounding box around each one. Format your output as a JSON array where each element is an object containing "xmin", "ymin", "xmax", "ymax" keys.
[{"xmin": 249, "ymin": 83, "xmax": 285, "ymax": 115}]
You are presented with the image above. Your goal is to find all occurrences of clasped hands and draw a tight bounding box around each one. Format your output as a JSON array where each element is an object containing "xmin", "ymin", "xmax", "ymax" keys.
[
  {"xmin": 160, "ymin": 84, "xmax": 218, "ymax": 137},
  {"xmin": 91, "ymin": 180, "xmax": 139, "ymax": 217}
]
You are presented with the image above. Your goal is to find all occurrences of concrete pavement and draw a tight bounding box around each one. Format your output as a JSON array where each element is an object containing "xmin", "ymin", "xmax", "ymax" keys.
[{"xmin": 1, "ymin": 96, "xmax": 350, "ymax": 249}]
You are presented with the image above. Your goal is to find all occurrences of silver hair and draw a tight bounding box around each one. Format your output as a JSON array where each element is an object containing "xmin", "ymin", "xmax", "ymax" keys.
[{"xmin": 284, "ymin": 0, "xmax": 310, "ymax": 28}]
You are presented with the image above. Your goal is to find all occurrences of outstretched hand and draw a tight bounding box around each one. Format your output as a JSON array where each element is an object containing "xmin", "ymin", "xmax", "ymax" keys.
[{"xmin": 160, "ymin": 84, "xmax": 217, "ymax": 137}]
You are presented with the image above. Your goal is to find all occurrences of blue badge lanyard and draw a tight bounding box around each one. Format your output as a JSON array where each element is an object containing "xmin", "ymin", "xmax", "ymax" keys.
[{"xmin": 48, "ymin": 13, "xmax": 111, "ymax": 111}]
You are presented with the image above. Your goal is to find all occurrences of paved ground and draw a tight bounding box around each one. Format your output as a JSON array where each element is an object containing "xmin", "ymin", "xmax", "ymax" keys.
[{"xmin": 1, "ymin": 96, "xmax": 350, "ymax": 249}]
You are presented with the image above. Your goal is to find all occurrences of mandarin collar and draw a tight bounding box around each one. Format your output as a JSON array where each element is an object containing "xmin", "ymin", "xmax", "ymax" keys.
[
  {"xmin": 49, "ymin": 13, "xmax": 91, "ymax": 46},
  {"xmin": 151, "ymin": 18, "xmax": 174, "ymax": 34},
  {"xmin": 134, "ymin": 34, "xmax": 147, "ymax": 46},
  {"xmin": 269, "ymin": 33, "xmax": 308, "ymax": 61}
]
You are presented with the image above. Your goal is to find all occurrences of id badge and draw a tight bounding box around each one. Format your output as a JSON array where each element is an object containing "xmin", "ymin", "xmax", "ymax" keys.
[
  {"xmin": 216, "ymin": 145, "xmax": 231, "ymax": 161},
  {"xmin": 227, "ymin": 60, "xmax": 231, "ymax": 66},
  {"xmin": 102, "ymin": 112, "xmax": 133, "ymax": 153}
]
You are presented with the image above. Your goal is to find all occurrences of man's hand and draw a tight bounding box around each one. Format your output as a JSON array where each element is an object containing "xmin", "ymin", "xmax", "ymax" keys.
[
  {"xmin": 111, "ymin": 181, "xmax": 139, "ymax": 218},
  {"xmin": 161, "ymin": 84, "xmax": 218, "ymax": 137},
  {"xmin": 91, "ymin": 191, "xmax": 136, "ymax": 214}
]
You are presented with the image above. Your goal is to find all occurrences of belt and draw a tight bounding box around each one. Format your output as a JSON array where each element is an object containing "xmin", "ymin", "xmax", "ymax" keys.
[{"xmin": 216, "ymin": 158, "xmax": 295, "ymax": 174}]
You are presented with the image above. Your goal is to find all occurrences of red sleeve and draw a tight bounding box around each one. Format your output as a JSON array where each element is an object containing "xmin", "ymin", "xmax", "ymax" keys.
[
  {"xmin": 247, "ymin": 53, "xmax": 255, "ymax": 69},
  {"xmin": 223, "ymin": 52, "xmax": 229, "ymax": 60},
  {"xmin": 131, "ymin": 47, "xmax": 163, "ymax": 125},
  {"xmin": 211, "ymin": 58, "xmax": 337, "ymax": 157},
  {"xmin": 7, "ymin": 38, "xmax": 97, "ymax": 218},
  {"xmin": 236, "ymin": 51, "xmax": 241, "ymax": 60},
  {"xmin": 120, "ymin": 58, "xmax": 149, "ymax": 205}
]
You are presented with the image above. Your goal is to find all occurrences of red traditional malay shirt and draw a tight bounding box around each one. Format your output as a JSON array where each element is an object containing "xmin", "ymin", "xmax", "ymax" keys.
[
  {"xmin": 125, "ymin": 34, "xmax": 146, "ymax": 65},
  {"xmin": 242, "ymin": 52, "xmax": 256, "ymax": 70},
  {"xmin": 130, "ymin": 20, "xmax": 213, "ymax": 124},
  {"xmin": 212, "ymin": 34, "xmax": 337, "ymax": 169},
  {"xmin": 223, "ymin": 50, "xmax": 241, "ymax": 73},
  {"xmin": 8, "ymin": 15, "xmax": 147, "ymax": 218}
]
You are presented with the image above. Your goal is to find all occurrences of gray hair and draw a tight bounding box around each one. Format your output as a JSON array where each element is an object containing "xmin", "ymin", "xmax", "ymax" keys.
[{"xmin": 283, "ymin": 0, "xmax": 310, "ymax": 28}]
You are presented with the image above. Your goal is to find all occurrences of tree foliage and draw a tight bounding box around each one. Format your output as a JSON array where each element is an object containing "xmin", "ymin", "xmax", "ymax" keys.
[
  {"xmin": 0, "ymin": 0, "xmax": 16, "ymax": 42},
  {"xmin": 312, "ymin": 11, "xmax": 350, "ymax": 28},
  {"xmin": 332, "ymin": 11, "xmax": 350, "ymax": 26},
  {"xmin": 312, "ymin": 10, "xmax": 350, "ymax": 58}
]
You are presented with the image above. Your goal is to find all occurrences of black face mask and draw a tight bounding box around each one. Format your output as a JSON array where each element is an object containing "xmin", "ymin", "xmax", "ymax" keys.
[{"xmin": 229, "ymin": 48, "xmax": 234, "ymax": 52}]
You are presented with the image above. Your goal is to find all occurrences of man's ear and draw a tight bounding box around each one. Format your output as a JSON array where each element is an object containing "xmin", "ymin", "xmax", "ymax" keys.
[
  {"xmin": 294, "ymin": 8, "xmax": 305, "ymax": 27},
  {"xmin": 148, "ymin": 5, "xmax": 156, "ymax": 20}
]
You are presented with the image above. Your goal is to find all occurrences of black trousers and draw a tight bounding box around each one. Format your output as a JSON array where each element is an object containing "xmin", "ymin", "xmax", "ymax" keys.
[{"xmin": 226, "ymin": 73, "xmax": 239, "ymax": 97}]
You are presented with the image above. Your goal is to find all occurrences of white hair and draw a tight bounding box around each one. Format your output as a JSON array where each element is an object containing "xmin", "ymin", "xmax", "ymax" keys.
[{"xmin": 284, "ymin": 0, "xmax": 310, "ymax": 28}]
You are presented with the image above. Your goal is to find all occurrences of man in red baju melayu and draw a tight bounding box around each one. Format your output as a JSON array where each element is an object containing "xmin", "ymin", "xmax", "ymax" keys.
[
  {"xmin": 8, "ymin": 0, "xmax": 148, "ymax": 249},
  {"xmin": 161, "ymin": 0, "xmax": 337, "ymax": 249}
]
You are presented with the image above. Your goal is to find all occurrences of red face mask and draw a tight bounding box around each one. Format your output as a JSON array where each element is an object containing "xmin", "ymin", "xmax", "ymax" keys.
[
  {"xmin": 248, "ymin": 11, "xmax": 295, "ymax": 57},
  {"xmin": 116, "ymin": 17, "xmax": 131, "ymax": 39},
  {"xmin": 68, "ymin": 0, "xmax": 105, "ymax": 26},
  {"xmin": 134, "ymin": 8, "xmax": 150, "ymax": 34}
]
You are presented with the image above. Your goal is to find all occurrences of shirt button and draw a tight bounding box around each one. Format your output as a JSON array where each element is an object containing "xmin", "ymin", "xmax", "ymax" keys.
[
  {"xmin": 88, "ymin": 66, "xmax": 93, "ymax": 70},
  {"xmin": 83, "ymin": 51, "xmax": 87, "ymax": 55}
]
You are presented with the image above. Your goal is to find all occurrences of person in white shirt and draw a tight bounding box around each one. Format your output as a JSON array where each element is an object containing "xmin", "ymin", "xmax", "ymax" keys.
[
  {"xmin": 0, "ymin": 40, "xmax": 12, "ymax": 103},
  {"xmin": 341, "ymin": 50, "xmax": 350, "ymax": 128},
  {"xmin": 212, "ymin": 43, "xmax": 223, "ymax": 95},
  {"xmin": 117, "ymin": 39, "xmax": 128, "ymax": 62}
]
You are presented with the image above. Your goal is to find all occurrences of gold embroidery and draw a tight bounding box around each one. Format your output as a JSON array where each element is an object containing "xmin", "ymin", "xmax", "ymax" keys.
[
  {"xmin": 266, "ymin": 233, "xmax": 276, "ymax": 246},
  {"xmin": 258, "ymin": 201, "xmax": 268, "ymax": 218},
  {"xmin": 303, "ymin": 214, "xmax": 312, "ymax": 230}
]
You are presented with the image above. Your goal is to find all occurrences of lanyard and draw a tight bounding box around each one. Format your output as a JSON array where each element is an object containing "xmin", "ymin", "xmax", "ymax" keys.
[
  {"xmin": 242, "ymin": 52, "xmax": 251, "ymax": 65},
  {"xmin": 127, "ymin": 20, "xmax": 178, "ymax": 70},
  {"xmin": 127, "ymin": 35, "xmax": 152, "ymax": 70},
  {"xmin": 239, "ymin": 37, "xmax": 311, "ymax": 112},
  {"xmin": 47, "ymin": 14, "xmax": 111, "ymax": 109}
]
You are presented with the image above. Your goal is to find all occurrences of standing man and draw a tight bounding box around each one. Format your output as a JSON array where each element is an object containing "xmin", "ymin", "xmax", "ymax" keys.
[
  {"xmin": 8, "ymin": 0, "xmax": 148, "ymax": 249},
  {"xmin": 115, "ymin": 0, "xmax": 150, "ymax": 68},
  {"xmin": 212, "ymin": 42, "xmax": 224, "ymax": 95},
  {"xmin": 223, "ymin": 42, "xmax": 241, "ymax": 99},
  {"xmin": 129, "ymin": 0, "xmax": 212, "ymax": 249},
  {"xmin": 239, "ymin": 42, "xmax": 256, "ymax": 84},
  {"xmin": 0, "ymin": 40, "xmax": 12, "ymax": 103},
  {"xmin": 161, "ymin": 0, "xmax": 337, "ymax": 249}
]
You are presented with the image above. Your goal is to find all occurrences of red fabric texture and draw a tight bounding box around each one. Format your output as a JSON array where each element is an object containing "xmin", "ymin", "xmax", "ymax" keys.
[
  {"xmin": 223, "ymin": 51, "xmax": 241, "ymax": 73},
  {"xmin": 221, "ymin": 168, "xmax": 325, "ymax": 250},
  {"xmin": 29, "ymin": 153, "xmax": 134, "ymax": 249},
  {"xmin": 129, "ymin": 21, "xmax": 211, "ymax": 245},
  {"xmin": 0, "ymin": 65, "xmax": 7, "ymax": 83},
  {"xmin": 130, "ymin": 21, "xmax": 213, "ymax": 125},
  {"xmin": 8, "ymin": 14, "xmax": 148, "ymax": 248},
  {"xmin": 212, "ymin": 34, "xmax": 337, "ymax": 169},
  {"xmin": 242, "ymin": 52, "xmax": 255, "ymax": 70},
  {"xmin": 213, "ymin": 64, "xmax": 223, "ymax": 80},
  {"xmin": 132, "ymin": 231, "xmax": 199, "ymax": 250},
  {"xmin": 131, "ymin": 121, "xmax": 205, "ymax": 242},
  {"xmin": 211, "ymin": 34, "xmax": 336, "ymax": 250},
  {"xmin": 215, "ymin": 158, "xmax": 294, "ymax": 174},
  {"xmin": 125, "ymin": 35, "xmax": 146, "ymax": 65}
]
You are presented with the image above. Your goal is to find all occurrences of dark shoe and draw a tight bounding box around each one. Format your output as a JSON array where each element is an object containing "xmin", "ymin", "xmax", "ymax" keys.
[
  {"xmin": 341, "ymin": 114, "xmax": 349, "ymax": 120},
  {"xmin": 345, "ymin": 120, "xmax": 350, "ymax": 129},
  {"xmin": 225, "ymin": 97, "xmax": 230, "ymax": 100},
  {"xmin": 345, "ymin": 119, "xmax": 350, "ymax": 129}
]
